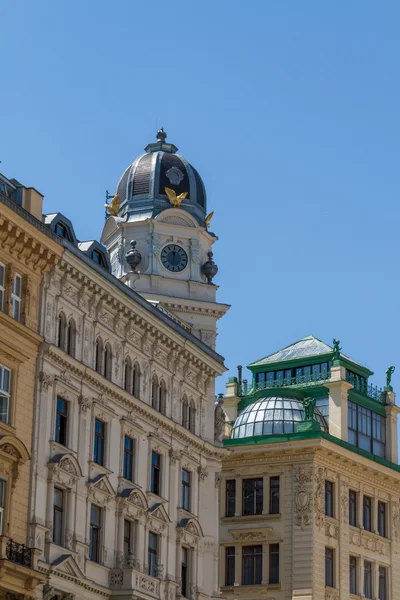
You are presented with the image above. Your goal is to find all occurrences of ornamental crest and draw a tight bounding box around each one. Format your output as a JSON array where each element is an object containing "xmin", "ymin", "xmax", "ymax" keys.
[
  {"xmin": 294, "ymin": 466, "xmax": 312, "ymax": 529},
  {"xmin": 165, "ymin": 167, "xmax": 184, "ymax": 185}
]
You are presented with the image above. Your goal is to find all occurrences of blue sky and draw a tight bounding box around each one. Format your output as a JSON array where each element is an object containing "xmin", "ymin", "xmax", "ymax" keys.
[{"xmin": 2, "ymin": 2, "xmax": 400, "ymax": 396}]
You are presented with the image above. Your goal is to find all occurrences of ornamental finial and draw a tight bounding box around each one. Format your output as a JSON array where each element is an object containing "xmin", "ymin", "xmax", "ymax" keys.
[{"xmin": 156, "ymin": 127, "xmax": 167, "ymax": 143}]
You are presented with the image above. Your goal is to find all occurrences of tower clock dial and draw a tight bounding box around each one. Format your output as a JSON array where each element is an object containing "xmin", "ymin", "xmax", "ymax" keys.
[{"xmin": 161, "ymin": 244, "xmax": 188, "ymax": 272}]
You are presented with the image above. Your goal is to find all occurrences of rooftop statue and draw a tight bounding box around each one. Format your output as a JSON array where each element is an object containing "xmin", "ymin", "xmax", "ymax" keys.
[
  {"xmin": 386, "ymin": 365, "xmax": 395, "ymax": 387},
  {"xmin": 165, "ymin": 187, "xmax": 188, "ymax": 208},
  {"xmin": 105, "ymin": 194, "xmax": 120, "ymax": 216},
  {"xmin": 303, "ymin": 397, "xmax": 316, "ymax": 421},
  {"xmin": 214, "ymin": 398, "xmax": 226, "ymax": 443},
  {"xmin": 332, "ymin": 338, "xmax": 341, "ymax": 362}
]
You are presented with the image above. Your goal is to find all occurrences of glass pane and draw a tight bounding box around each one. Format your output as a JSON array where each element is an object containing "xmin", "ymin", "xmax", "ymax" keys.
[{"xmin": 0, "ymin": 394, "xmax": 9, "ymax": 423}]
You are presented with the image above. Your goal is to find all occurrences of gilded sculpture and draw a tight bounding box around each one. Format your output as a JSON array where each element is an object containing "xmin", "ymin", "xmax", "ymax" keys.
[
  {"xmin": 205, "ymin": 211, "xmax": 214, "ymax": 228},
  {"xmin": 165, "ymin": 187, "xmax": 188, "ymax": 208},
  {"xmin": 105, "ymin": 193, "xmax": 120, "ymax": 216}
]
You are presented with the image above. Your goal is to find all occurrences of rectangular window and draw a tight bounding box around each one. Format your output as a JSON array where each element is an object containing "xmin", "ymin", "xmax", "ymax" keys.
[
  {"xmin": 378, "ymin": 501, "xmax": 386, "ymax": 537},
  {"xmin": 364, "ymin": 560, "xmax": 372, "ymax": 599},
  {"xmin": 226, "ymin": 480, "xmax": 236, "ymax": 517},
  {"xmin": 325, "ymin": 547, "xmax": 334, "ymax": 588},
  {"xmin": 242, "ymin": 479, "xmax": 263, "ymax": 516},
  {"xmin": 349, "ymin": 556, "xmax": 357, "ymax": 594},
  {"xmin": 379, "ymin": 566, "xmax": 387, "ymax": 600},
  {"xmin": 348, "ymin": 401, "xmax": 386, "ymax": 459},
  {"xmin": 269, "ymin": 543, "xmax": 279, "ymax": 584},
  {"xmin": 182, "ymin": 469, "xmax": 191, "ymax": 511},
  {"xmin": 181, "ymin": 547, "xmax": 189, "ymax": 597},
  {"xmin": 148, "ymin": 531, "xmax": 158, "ymax": 578},
  {"xmin": 0, "ymin": 263, "xmax": 5, "ymax": 311},
  {"xmin": 151, "ymin": 451, "xmax": 161, "ymax": 496},
  {"xmin": 0, "ymin": 478, "xmax": 6, "ymax": 535},
  {"xmin": 123, "ymin": 436, "xmax": 134, "ymax": 481},
  {"xmin": 270, "ymin": 476, "xmax": 280, "ymax": 514},
  {"xmin": 349, "ymin": 490, "xmax": 357, "ymax": 526},
  {"xmin": 55, "ymin": 397, "xmax": 68, "ymax": 446},
  {"xmin": 53, "ymin": 487, "xmax": 64, "ymax": 546},
  {"xmin": 325, "ymin": 481, "xmax": 334, "ymax": 517},
  {"xmin": 94, "ymin": 419, "xmax": 105, "ymax": 466},
  {"xmin": 10, "ymin": 273, "xmax": 22, "ymax": 321},
  {"xmin": 225, "ymin": 547, "xmax": 235, "ymax": 586},
  {"xmin": 363, "ymin": 495, "xmax": 372, "ymax": 532},
  {"xmin": 124, "ymin": 519, "xmax": 133, "ymax": 556},
  {"xmin": 89, "ymin": 505, "xmax": 102, "ymax": 563},
  {"xmin": 0, "ymin": 365, "xmax": 11, "ymax": 424},
  {"xmin": 242, "ymin": 545, "xmax": 262, "ymax": 585}
]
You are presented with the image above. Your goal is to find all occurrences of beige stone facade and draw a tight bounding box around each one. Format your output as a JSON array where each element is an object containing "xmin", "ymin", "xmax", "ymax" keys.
[
  {"xmin": 0, "ymin": 177, "xmax": 61, "ymax": 598},
  {"xmin": 219, "ymin": 341, "xmax": 400, "ymax": 600}
]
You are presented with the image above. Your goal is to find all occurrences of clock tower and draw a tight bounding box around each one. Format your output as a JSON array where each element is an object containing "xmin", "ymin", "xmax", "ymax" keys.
[{"xmin": 100, "ymin": 129, "xmax": 229, "ymax": 349}]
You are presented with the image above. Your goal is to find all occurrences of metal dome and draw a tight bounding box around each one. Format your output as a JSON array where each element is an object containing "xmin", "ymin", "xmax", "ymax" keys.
[
  {"xmin": 231, "ymin": 396, "xmax": 328, "ymax": 439},
  {"xmin": 114, "ymin": 129, "xmax": 207, "ymax": 224}
]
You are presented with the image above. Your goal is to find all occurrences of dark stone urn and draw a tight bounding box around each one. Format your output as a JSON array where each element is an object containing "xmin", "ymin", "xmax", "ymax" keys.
[
  {"xmin": 126, "ymin": 240, "xmax": 142, "ymax": 272},
  {"xmin": 201, "ymin": 251, "xmax": 218, "ymax": 284}
]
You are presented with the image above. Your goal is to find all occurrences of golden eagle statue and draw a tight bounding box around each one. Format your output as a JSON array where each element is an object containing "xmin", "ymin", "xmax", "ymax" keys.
[
  {"xmin": 205, "ymin": 211, "xmax": 214, "ymax": 229},
  {"xmin": 165, "ymin": 187, "xmax": 188, "ymax": 208},
  {"xmin": 105, "ymin": 194, "xmax": 120, "ymax": 216}
]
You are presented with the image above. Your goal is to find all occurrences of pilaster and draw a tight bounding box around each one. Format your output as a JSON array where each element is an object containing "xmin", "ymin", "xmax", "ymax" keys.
[{"xmin": 324, "ymin": 365, "xmax": 353, "ymax": 441}]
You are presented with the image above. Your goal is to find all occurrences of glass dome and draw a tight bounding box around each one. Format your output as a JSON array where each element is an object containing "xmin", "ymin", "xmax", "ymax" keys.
[{"xmin": 231, "ymin": 395, "xmax": 328, "ymax": 439}]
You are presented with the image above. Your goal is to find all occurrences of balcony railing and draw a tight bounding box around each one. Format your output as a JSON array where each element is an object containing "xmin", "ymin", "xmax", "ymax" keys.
[
  {"xmin": 5, "ymin": 538, "xmax": 33, "ymax": 568},
  {"xmin": 345, "ymin": 372, "xmax": 386, "ymax": 404},
  {"xmin": 244, "ymin": 373, "xmax": 331, "ymax": 395}
]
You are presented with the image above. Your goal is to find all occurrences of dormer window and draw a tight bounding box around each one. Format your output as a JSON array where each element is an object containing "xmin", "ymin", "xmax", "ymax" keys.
[
  {"xmin": 92, "ymin": 250, "xmax": 106, "ymax": 267},
  {"xmin": 55, "ymin": 222, "xmax": 67, "ymax": 238}
]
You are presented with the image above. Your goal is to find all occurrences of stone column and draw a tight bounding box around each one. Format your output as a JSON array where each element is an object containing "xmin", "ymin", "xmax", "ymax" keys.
[
  {"xmin": 235, "ymin": 478, "xmax": 242, "ymax": 516},
  {"xmin": 65, "ymin": 488, "xmax": 75, "ymax": 550},
  {"xmin": 384, "ymin": 394, "xmax": 400, "ymax": 463},
  {"xmin": 359, "ymin": 558, "xmax": 364, "ymax": 596},
  {"xmin": 136, "ymin": 519, "xmax": 145, "ymax": 572},
  {"xmin": 116, "ymin": 507, "xmax": 125, "ymax": 567},
  {"xmin": 263, "ymin": 475, "xmax": 269, "ymax": 514},
  {"xmin": 234, "ymin": 544, "xmax": 241, "ymax": 585},
  {"xmin": 357, "ymin": 489, "xmax": 364, "ymax": 528},
  {"xmin": 324, "ymin": 365, "xmax": 352, "ymax": 441},
  {"xmin": 45, "ymin": 478, "xmax": 54, "ymax": 542},
  {"xmin": 374, "ymin": 562, "xmax": 379, "ymax": 599},
  {"xmin": 261, "ymin": 541, "xmax": 268, "ymax": 585}
]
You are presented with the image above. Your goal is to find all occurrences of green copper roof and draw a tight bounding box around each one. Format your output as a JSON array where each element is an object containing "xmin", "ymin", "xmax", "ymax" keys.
[{"xmin": 249, "ymin": 335, "xmax": 332, "ymax": 367}]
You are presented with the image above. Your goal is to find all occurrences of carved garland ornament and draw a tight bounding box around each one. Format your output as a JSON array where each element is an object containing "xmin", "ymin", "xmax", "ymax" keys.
[
  {"xmin": 294, "ymin": 466, "xmax": 312, "ymax": 529},
  {"xmin": 314, "ymin": 466, "xmax": 326, "ymax": 530}
]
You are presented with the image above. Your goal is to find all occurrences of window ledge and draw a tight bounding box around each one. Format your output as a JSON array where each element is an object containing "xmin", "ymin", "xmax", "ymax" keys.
[
  {"xmin": 0, "ymin": 422, "xmax": 16, "ymax": 436},
  {"xmin": 221, "ymin": 513, "xmax": 281, "ymax": 524},
  {"xmin": 88, "ymin": 461, "xmax": 113, "ymax": 477},
  {"xmin": 146, "ymin": 490, "xmax": 169, "ymax": 504},
  {"xmin": 178, "ymin": 507, "xmax": 198, "ymax": 520},
  {"xmin": 50, "ymin": 440, "xmax": 77, "ymax": 456}
]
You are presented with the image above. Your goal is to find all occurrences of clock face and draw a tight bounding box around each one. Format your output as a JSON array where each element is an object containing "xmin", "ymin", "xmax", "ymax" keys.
[{"xmin": 161, "ymin": 244, "xmax": 188, "ymax": 272}]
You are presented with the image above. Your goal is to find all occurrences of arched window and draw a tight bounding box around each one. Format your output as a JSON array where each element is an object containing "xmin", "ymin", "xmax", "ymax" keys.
[
  {"xmin": 188, "ymin": 400, "xmax": 196, "ymax": 434},
  {"xmin": 133, "ymin": 362, "xmax": 141, "ymax": 398},
  {"xmin": 58, "ymin": 312, "xmax": 67, "ymax": 349},
  {"xmin": 95, "ymin": 337, "xmax": 104, "ymax": 374},
  {"xmin": 124, "ymin": 356, "xmax": 132, "ymax": 393},
  {"xmin": 159, "ymin": 380, "xmax": 167, "ymax": 415},
  {"xmin": 104, "ymin": 343, "xmax": 112, "ymax": 381},
  {"xmin": 151, "ymin": 375, "xmax": 159, "ymax": 410},
  {"xmin": 182, "ymin": 395, "xmax": 189, "ymax": 429},
  {"xmin": 66, "ymin": 318, "xmax": 76, "ymax": 358}
]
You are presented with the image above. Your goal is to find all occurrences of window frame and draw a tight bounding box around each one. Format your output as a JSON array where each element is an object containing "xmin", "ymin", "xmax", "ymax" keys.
[
  {"xmin": 225, "ymin": 546, "xmax": 235, "ymax": 586},
  {"xmin": 325, "ymin": 547, "xmax": 334, "ymax": 588},
  {"xmin": 123, "ymin": 435, "xmax": 134, "ymax": 482},
  {"xmin": 150, "ymin": 451, "xmax": 161, "ymax": 496},
  {"xmin": 0, "ymin": 364, "xmax": 11, "ymax": 425},
  {"xmin": 364, "ymin": 560, "xmax": 373, "ymax": 599},
  {"xmin": 181, "ymin": 468, "xmax": 191, "ymax": 512},
  {"xmin": 0, "ymin": 263, "xmax": 5, "ymax": 312},
  {"xmin": 349, "ymin": 490, "xmax": 357, "ymax": 526},
  {"xmin": 269, "ymin": 543, "xmax": 279, "ymax": 584},
  {"xmin": 89, "ymin": 504, "xmax": 102, "ymax": 563},
  {"xmin": 242, "ymin": 544, "xmax": 262, "ymax": 586},
  {"xmin": 269, "ymin": 476, "xmax": 280, "ymax": 514},
  {"xmin": 242, "ymin": 478, "xmax": 263, "ymax": 516},
  {"xmin": 148, "ymin": 531, "xmax": 159, "ymax": 578},
  {"xmin": 124, "ymin": 518, "xmax": 134, "ymax": 557},
  {"xmin": 0, "ymin": 477, "xmax": 7, "ymax": 536},
  {"xmin": 379, "ymin": 565, "xmax": 387, "ymax": 600},
  {"xmin": 66, "ymin": 318, "xmax": 76, "ymax": 358},
  {"xmin": 325, "ymin": 480, "xmax": 334, "ymax": 518},
  {"xmin": 349, "ymin": 555, "xmax": 357, "ymax": 595},
  {"xmin": 181, "ymin": 546, "xmax": 190, "ymax": 597},
  {"xmin": 226, "ymin": 479, "xmax": 236, "ymax": 517},
  {"xmin": 53, "ymin": 487, "xmax": 64, "ymax": 546},
  {"xmin": 378, "ymin": 501, "xmax": 386, "ymax": 538},
  {"xmin": 55, "ymin": 397, "xmax": 68, "ymax": 447},
  {"xmin": 94, "ymin": 418, "xmax": 106, "ymax": 466},
  {"xmin": 10, "ymin": 273, "xmax": 22, "ymax": 321},
  {"xmin": 363, "ymin": 495, "xmax": 372, "ymax": 532}
]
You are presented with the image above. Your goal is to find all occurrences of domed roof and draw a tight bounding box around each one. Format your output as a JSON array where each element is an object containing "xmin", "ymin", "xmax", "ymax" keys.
[
  {"xmin": 114, "ymin": 129, "xmax": 207, "ymax": 225},
  {"xmin": 231, "ymin": 396, "xmax": 328, "ymax": 440}
]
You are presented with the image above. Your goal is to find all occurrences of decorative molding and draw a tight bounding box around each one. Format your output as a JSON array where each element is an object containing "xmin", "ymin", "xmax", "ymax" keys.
[
  {"xmin": 349, "ymin": 529, "xmax": 390, "ymax": 556},
  {"xmin": 294, "ymin": 466, "xmax": 312, "ymax": 529},
  {"xmin": 314, "ymin": 466, "xmax": 325, "ymax": 530}
]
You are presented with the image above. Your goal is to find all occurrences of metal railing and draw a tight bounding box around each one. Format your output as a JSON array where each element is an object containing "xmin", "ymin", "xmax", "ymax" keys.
[
  {"xmin": 6, "ymin": 539, "xmax": 33, "ymax": 568},
  {"xmin": 243, "ymin": 373, "xmax": 331, "ymax": 395},
  {"xmin": 345, "ymin": 371, "xmax": 386, "ymax": 404}
]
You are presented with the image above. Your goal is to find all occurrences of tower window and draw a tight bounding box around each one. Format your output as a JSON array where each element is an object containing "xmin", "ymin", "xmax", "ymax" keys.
[
  {"xmin": 242, "ymin": 479, "xmax": 263, "ymax": 516},
  {"xmin": 0, "ymin": 365, "xmax": 11, "ymax": 424},
  {"xmin": 94, "ymin": 419, "xmax": 106, "ymax": 466},
  {"xmin": 225, "ymin": 547, "xmax": 235, "ymax": 586},
  {"xmin": 270, "ymin": 476, "xmax": 280, "ymax": 514},
  {"xmin": 11, "ymin": 273, "xmax": 22, "ymax": 321},
  {"xmin": 226, "ymin": 480, "xmax": 236, "ymax": 517},
  {"xmin": 325, "ymin": 481, "xmax": 334, "ymax": 517},
  {"xmin": 55, "ymin": 397, "xmax": 68, "ymax": 446},
  {"xmin": 325, "ymin": 547, "xmax": 334, "ymax": 588},
  {"xmin": 269, "ymin": 543, "xmax": 279, "ymax": 584},
  {"xmin": 349, "ymin": 490, "xmax": 357, "ymax": 526},
  {"xmin": 242, "ymin": 545, "xmax": 262, "ymax": 585},
  {"xmin": 151, "ymin": 451, "xmax": 161, "ymax": 496},
  {"xmin": 53, "ymin": 487, "xmax": 64, "ymax": 546}
]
